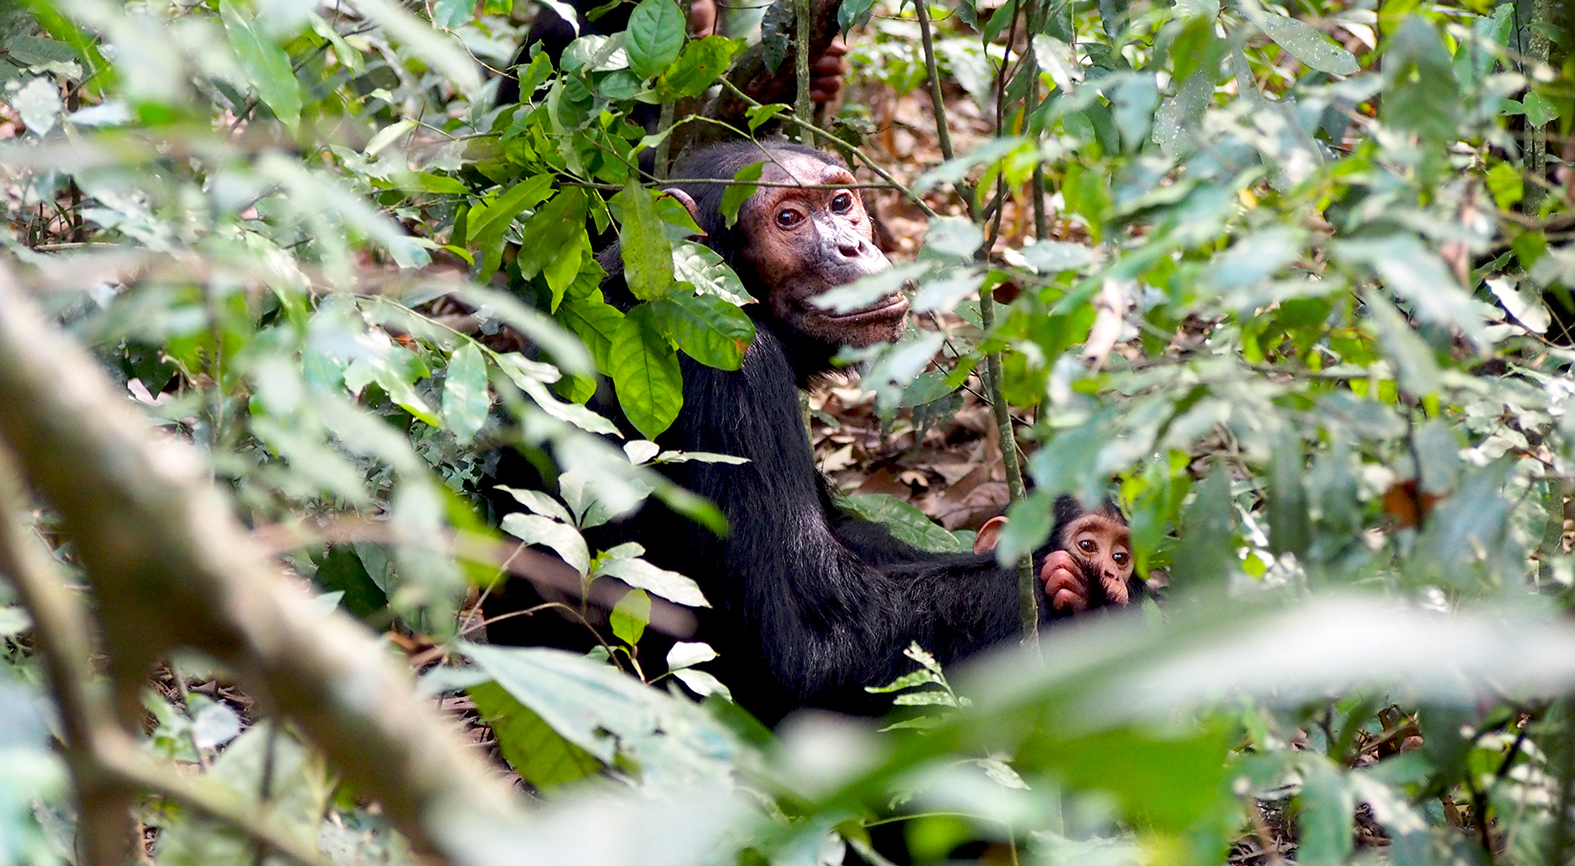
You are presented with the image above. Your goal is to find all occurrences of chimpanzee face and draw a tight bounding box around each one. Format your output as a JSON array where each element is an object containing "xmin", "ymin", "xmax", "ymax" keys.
[{"xmin": 736, "ymin": 152, "xmax": 906, "ymax": 348}]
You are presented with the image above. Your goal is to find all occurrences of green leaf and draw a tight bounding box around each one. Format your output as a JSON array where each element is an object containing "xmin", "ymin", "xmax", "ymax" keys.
[
  {"xmin": 593, "ymin": 552, "xmax": 708, "ymax": 607},
  {"xmin": 609, "ymin": 306, "xmax": 684, "ymax": 438},
  {"xmin": 343, "ymin": 0, "xmax": 483, "ymax": 93},
  {"xmin": 1485, "ymin": 162, "xmax": 1524, "ymax": 209},
  {"xmin": 440, "ymin": 343, "xmax": 488, "ymax": 444},
  {"xmin": 467, "ymin": 175, "xmax": 555, "ymax": 281},
  {"xmin": 371, "ymin": 364, "xmax": 437, "ymax": 426},
  {"xmin": 312, "ymin": 545, "xmax": 390, "ymax": 619},
  {"xmin": 501, "ymin": 512, "xmax": 590, "ymax": 575},
  {"xmin": 745, "ymin": 104, "xmax": 788, "ymax": 133},
  {"xmin": 841, "ymin": 493, "xmax": 965, "ymax": 553},
  {"xmin": 1256, "ymin": 11, "xmax": 1359, "ymax": 76},
  {"xmin": 650, "ymin": 290, "xmax": 755, "ymax": 370},
  {"xmin": 556, "ymin": 290, "xmax": 626, "ymax": 372},
  {"xmin": 1362, "ymin": 291, "xmax": 1441, "ymax": 397},
  {"xmin": 656, "ymin": 36, "xmax": 744, "ymax": 99},
  {"xmin": 1523, "ymin": 91, "xmax": 1558, "ymax": 128},
  {"xmin": 994, "ymin": 489, "xmax": 1055, "ymax": 564},
  {"xmin": 613, "ymin": 186, "xmax": 675, "ymax": 301},
  {"xmin": 220, "ymin": 0, "xmax": 302, "ymax": 127},
  {"xmin": 1267, "ymin": 431, "xmax": 1310, "ymax": 558},
  {"xmin": 460, "ymin": 643, "xmax": 738, "ymax": 788},
  {"xmin": 1297, "ymin": 758, "xmax": 1355, "ymax": 866},
  {"xmin": 467, "ymin": 175, "xmax": 554, "ymax": 247},
  {"xmin": 514, "ymin": 187, "xmax": 589, "ymax": 283},
  {"xmin": 720, "ymin": 160, "xmax": 763, "ymax": 227},
  {"xmin": 469, "ymin": 680, "xmax": 603, "ymax": 790},
  {"xmin": 1381, "ymin": 17, "xmax": 1460, "ymax": 144},
  {"xmin": 625, "ymin": 0, "xmax": 685, "ymax": 79},
  {"xmin": 543, "ymin": 239, "xmax": 585, "ymax": 312},
  {"xmin": 673, "ymin": 241, "xmax": 754, "ymax": 305},
  {"xmin": 610, "ymin": 588, "xmax": 651, "ymax": 646}
]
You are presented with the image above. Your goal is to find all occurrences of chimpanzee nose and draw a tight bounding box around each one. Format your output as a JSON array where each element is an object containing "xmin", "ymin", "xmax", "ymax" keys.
[{"xmin": 837, "ymin": 236, "xmax": 869, "ymax": 259}]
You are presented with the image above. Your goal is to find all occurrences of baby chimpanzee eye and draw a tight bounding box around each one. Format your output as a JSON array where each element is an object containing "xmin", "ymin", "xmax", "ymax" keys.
[
  {"xmin": 777, "ymin": 209, "xmax": 802, "ymax": 228},
  {"xmin": 831, "ymin": 192, "xmax": 853, "ymax": 212}
]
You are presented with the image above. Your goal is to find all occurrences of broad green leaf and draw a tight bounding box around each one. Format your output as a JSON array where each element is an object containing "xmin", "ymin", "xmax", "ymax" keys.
[
  {"xmin": 610, "ymin": 307, "xmax": 683, "ymax": 438},
  {"xmin": 671, "ymin": 668, "xmax": 731, "ymax": 699},
  {"xmin": 897, "ymin": 370, "xmax": 954, "ymax": 408},
  {"xmin": 1018, "ymin": 240, "xmax": 1093, "ymax": 274},
  {"xmin": 745, "ymin": 105, "xmax": 787, "ymax": 133},
  {"xmin": 556, "ymin": 290, "xmax": 626, "ymax": 372},
  {"xmin": 923, "ymin": 216, "xmax": 985, "ymax": 260},
  {"xmin": 650, "ymin": 290, "xmax": 755, "ymax": 370},
  {"xmin": 502, "ymin": 512, "xmax": 590, "ymax": 575},
  {"xmin": 594, "ymin": 554, "xmax": 708, "ymax": 607},
  {"xmin": 220, "ymin": 0, "xmax": 302, "ymax": 127},
  {"xmin": 460, "ymin": 643, "xmax": 738, "ymax": 789},
  {"xmin": 370, "ymin": 363, "xmax": 437, "ymax": 426},
  {"xmin": 1523, "ymin": 91, "xmax": 1558, "ymax": 128},
  {"xmin": 656, "ymin": 36, "xmax": 744, "ymax": 99},
  {"xmin": 343, "ymin": 0, "xmax": 482, "ymax": 93},
  {"xmin": 514, "ymin": 187, "xmax": 589, "ymax": 283},
  {"xmin": 450, "ymin": 285, "xmax": 595, "ymax": 377},
  {"xmin": 313, "ymin": 546, "xmax": 390, "ymax": 619},
  {"xmin": 841, "ymin": 493, "xmax": 965, "ymax": 553},
  {"xmin": 497, "ymin": 486, "xmax": 575, "ymax": 524},
  {"xmin": 720, "ymin": 161, "xmax": 764, "ymax": 227},
  {"xmin": 466, "ymin": 175, "xmax": 554, "ymax": 247},
  {"xmin": 610, "ymin": 588, "xmax": 651, "ymax": 646},
  {"xmin": 993, "ymin": 489, "xmax": 1054, "ymax": 564},
  {"xmin": 673, "ymin": 241, "xmax": 754, "ymax": 305},
  {"xmin": 1485, "ymin": 163, "xmax": 1524, "ymax": 209},
  {"xmin": 1297, "ymin": 758, "xmax": 1355, "ymax": 866},
  {"xmin": 666, "ymin": 641, "xmax": 717, "ymax": 669},
  {"xmin": 1267, "ymin": 431, "xmax": 1310, "ymax": 558},
  {"xmin": 1362, "ymin": 291, "xmax": 1441, "ymax": 397},
  {"xmin": 522, "ymin": 376, "xmax": 622, "ymax": 436},
  {"xmin": 613, "ymin": 186, "xmax": 675, "ymax": 301},
  {"xmin": 1256, "ymin": 11, "xmax": 1359, "ymax": 75},
  {"xmin": 1337, "ymin": 237, "xmax": 1488, "ymax": 345},
  {"xmin": 543, "ymin": 239, "xmax": 585, "ymax": 311},
  {"xmin": 625, "ymin": 0, "xmax": 685, "ymax": 79},
  {"xmin": 440, "ymin": 343, "xmax": 488, "ymax": 444},
  {"xmin": 1381, "ymin": 17, "xmax": 1460, "ymax": 145},
  {"xmin": 469, "ymin": 680, "xmax": 603, "ymax": 790}
]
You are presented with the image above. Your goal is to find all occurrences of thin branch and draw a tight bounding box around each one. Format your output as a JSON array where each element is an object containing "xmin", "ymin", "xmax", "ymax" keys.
[
  {"xmin": 0, "ymin": 262, "xmax": 524, "ymax": 864},
  {"xmin": 0, "ymin": 444, "xmax": 134, "ymax": 866}
]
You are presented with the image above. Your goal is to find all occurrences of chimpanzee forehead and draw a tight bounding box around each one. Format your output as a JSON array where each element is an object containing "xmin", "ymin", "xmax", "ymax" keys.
[{"xmin": 758, "ymin": 153, "xmax": 856, "ymax": 188}]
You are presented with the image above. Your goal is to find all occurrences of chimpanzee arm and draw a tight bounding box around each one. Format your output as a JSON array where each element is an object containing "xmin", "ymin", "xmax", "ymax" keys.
[{"xmin": 638, "ymin": 333, "xmax": 1041, "ymax": 720}]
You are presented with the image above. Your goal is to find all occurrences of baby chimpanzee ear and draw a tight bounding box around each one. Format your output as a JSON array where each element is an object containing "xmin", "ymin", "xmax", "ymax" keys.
[
  {"xmin": 660, "ymin": 188, "xmax": 703, "ymax": 234},
  {"xmin": 972, "ymin": 515, "xmax": 1009, "ymax": 555}
]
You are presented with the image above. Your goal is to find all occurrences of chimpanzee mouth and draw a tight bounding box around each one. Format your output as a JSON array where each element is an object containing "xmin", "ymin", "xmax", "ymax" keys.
[{"xmin": 821, "ymin": 293, "xmax": 909, "ymax": 321}]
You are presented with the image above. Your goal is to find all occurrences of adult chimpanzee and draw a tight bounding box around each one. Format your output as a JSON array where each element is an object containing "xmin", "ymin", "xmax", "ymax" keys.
[{"xmin": 488, "ymin": 141, "xmax": 1144, "ymax": 725}]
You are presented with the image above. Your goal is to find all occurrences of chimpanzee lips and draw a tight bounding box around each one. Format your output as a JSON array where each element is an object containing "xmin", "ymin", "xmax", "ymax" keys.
[{"xmin": 821, "ymin": 293, "xmax": 909, "ymax": 322}]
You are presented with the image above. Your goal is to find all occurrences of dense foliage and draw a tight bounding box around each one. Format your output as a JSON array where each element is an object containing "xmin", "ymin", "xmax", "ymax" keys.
[{"xmin": 2, "ymin": 0, "xmax": 1574, "ymax": 864}]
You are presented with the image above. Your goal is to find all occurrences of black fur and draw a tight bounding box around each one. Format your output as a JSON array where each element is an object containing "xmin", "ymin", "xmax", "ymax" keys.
[{"xmin": 489, "ymin": 143, "xmax": 1125, "ymax": 725}]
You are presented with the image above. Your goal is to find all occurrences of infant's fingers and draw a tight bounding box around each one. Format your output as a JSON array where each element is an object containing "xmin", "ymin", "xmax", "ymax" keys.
[{"xmin": 1050, "ymin": 587, "xmax": 1087, "ymax": 612}]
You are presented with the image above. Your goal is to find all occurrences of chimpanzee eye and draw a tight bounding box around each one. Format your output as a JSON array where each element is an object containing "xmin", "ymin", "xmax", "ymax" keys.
[
  {"xmin": 1113, "ymin": 551, "xmax": 1129, "ymax": 565},
  {"xmin": 777, "ymin": 209, "xmax": 802, "ymax": 228},
  {"xmin": 1078, "ymin": 539, "xmax": 1095, "ymax": 552},
  {"xmin": 831, "ymin": 192, "xmax": 853, "ymax": 213}
]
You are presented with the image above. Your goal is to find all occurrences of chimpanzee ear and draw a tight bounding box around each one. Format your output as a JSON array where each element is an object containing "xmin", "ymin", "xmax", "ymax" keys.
[
  {"xmin": 661, "ymin": 188, "xmax": 703, "ymax": 230},
  {"xmin": 972, "ymin": 515, "xmax": 1009, "ymax": 556}
]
